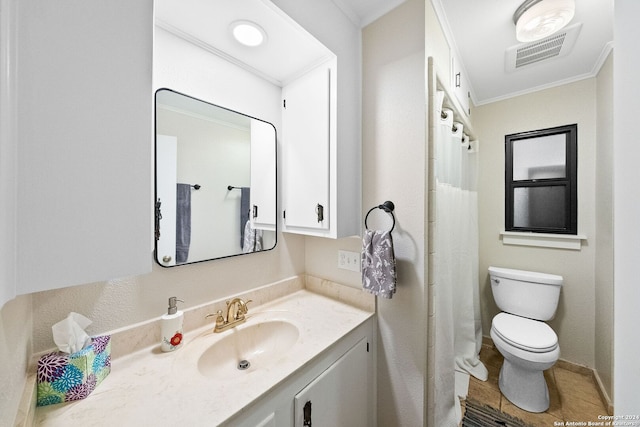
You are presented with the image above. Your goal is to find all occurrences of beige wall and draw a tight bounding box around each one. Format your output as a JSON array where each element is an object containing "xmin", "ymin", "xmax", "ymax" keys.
[
  {"xmin": 474, "ymin": 79, "xmax": 598, "ymax": 367},
  {"xmin": 304, "ymin": 236, "xmax": 361, "ymax": 288},
  {"xmin": 425, "ymin": 1, "xmax": 450, "ymax": 88},
  {"xmin": 362, "ymin": 0, "xmax": 427, "ymax": 425},
  {"xmin": 595, "ymin": 52, "xmax": 614, "ymax": 400},
  {"xmin": 30, "ymin": 236, "xmax": 304, "ymax": 354}
]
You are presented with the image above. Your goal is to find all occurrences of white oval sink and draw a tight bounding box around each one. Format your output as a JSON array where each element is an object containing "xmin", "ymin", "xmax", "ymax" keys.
[{"xmin": 197, "ymin": 320, "xmax": 299, "ymax": 379}]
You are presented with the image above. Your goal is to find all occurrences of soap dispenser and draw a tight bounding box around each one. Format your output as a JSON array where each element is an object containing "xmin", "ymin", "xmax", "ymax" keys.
[{"xmin": 161, "ymin": 297, "xmax": 184, "ymax": 352}]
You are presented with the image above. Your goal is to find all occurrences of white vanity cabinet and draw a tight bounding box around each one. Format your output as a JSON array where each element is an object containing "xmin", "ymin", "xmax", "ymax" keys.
[
  {"xmin": 222, "ymin": 318, "xmax": 374, "ymax": 427},
  {"xmin": 4, "ymin": 0, "xmax": 153, "ymax": 297},
  {"xmin": 294, "ymin": 338, "xmax": 370, "ymax": 427}
]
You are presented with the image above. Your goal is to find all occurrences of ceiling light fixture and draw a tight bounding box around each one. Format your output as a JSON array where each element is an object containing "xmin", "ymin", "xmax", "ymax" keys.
[
  {"xmin": 513, "ymin": 0, "xmax": 575, "ymax": 43},
  {"xmin": 230, "ymin": 20, "xmax": 267, "ymax": 47}
]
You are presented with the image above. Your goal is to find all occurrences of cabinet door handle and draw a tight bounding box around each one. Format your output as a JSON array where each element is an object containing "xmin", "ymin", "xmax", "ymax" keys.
[
  {"xmin": 303, "ymin": 400, "xmax": 312, "ymax": 426},
  {"xmin": 154, "ymin": 199, "xmax": 162, "ymax": 240},
  {"xmin": 316, "ymin": 204, "xmax": 324, "ymax": 223},
  {"xmin": 252, "ymin": 205, "xmax": 258, "ymax": 219},
  {"xmin": 455, "ymin": 72, "xmax": 461, "ymax": 88}
]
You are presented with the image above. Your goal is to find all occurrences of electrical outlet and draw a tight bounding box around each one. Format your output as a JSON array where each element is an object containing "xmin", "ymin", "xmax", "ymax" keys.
[{"xmin": 338, "ymin": 250, "xmax": 360, "ymax": 272}]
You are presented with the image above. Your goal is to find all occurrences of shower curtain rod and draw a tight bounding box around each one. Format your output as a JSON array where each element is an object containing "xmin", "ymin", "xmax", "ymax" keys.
[{"xmin": 439, "ymin": 110, "xmax": 471, "ymax": 144}]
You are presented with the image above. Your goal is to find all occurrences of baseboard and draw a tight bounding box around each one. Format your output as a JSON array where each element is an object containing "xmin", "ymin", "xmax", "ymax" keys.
[
  {"xmin": 592, "ymin": 369, "xmax": 614, "ymax": 416},
  {"xmin": 482, "ymin": 336, "xmax": 613, "ymax": 415}
]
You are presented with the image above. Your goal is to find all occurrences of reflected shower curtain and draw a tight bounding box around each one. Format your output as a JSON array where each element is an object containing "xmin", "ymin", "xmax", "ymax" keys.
[{"xmin": 433, "ymin": 92, "xmax": 487, "ymax": 426}]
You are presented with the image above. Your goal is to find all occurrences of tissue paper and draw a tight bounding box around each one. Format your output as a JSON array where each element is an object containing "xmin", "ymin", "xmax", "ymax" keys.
[{"xmin": 52, "ymin": 312, "xmax": 92, "ymax": 354}]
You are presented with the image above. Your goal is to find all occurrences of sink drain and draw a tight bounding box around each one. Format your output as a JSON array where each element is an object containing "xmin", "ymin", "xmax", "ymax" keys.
[{"xmin": 237, "ymin": 359, "xmax": 251, "ymax": 370}]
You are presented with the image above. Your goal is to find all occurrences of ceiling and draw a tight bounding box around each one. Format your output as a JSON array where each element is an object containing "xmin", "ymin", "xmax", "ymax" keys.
[
  {"xmin": 156, "ymin": 0, "xmax": 614, "ymax": 105},
  {"xmin": 335, "ymin": 0, "xmax": 614, "ymax": 106},
  {"xmin": 155, "ymin": 0, "xmax": 334, "ymax": 86},
  {"xmin": 331, "ymin": 0, "xmax": 407, "ymax": 27}
]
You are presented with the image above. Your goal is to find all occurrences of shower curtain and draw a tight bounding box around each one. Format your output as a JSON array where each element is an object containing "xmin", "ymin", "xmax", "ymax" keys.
[{"xmin": 433, "ymin": 91, "xmax": 487, "ymax": 426}]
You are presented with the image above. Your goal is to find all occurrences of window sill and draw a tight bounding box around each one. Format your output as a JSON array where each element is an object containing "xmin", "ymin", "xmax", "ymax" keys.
[{"xmin": 500, "ymin": 231, "xmax": 587, "ymax": 250}]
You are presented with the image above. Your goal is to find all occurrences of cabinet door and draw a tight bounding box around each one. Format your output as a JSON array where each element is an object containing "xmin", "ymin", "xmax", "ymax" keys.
[
  {"xmin": 250, "ymin": 120, "xmax": 277, "ymax": 231},
  {"xmin": 15, "ymin": 0, "xmax": 153, "ymax": 294},
  {"xmin": 294, "ymin": 338, "xmax": 369, "ymax": 427},
  {"xmin": 282, "ymin": 63, "xmax": 331, "ymax": 230},
  {"xmin": 451, "ymin": 53, "xmax": 471, "ymax": 117}
]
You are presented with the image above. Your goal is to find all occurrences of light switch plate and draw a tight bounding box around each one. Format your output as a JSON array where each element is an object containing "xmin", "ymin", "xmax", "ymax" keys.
[{"xmin": 338, "ymin": 250, "xmax": 360, "ymax": 272}]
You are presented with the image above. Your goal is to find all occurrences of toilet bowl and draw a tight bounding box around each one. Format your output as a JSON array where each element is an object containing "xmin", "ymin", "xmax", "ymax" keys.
[
  {"xmin": 490, "ymin": 312, "xmax": 560, "ymax": 412},
  {"xmin": 488, "ymin": 266, "xmax": 563, "ymax": 413}
]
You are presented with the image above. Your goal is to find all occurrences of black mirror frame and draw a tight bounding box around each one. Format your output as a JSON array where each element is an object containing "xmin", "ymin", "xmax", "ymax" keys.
[{"xmin": 153, "ymin": 88, "xmax": 278, "ymax": 267}]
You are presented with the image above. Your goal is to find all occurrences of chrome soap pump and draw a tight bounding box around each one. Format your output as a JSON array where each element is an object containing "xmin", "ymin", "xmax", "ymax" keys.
[{"xmin": 161, "ymin": 297, "xmax": 184, "ymax": 352}]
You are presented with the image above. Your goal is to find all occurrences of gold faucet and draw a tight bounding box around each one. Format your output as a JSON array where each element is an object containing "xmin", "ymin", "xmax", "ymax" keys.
[{"xmin": 206, "ymin": 298, "xmax": 252, "ymax": 333}]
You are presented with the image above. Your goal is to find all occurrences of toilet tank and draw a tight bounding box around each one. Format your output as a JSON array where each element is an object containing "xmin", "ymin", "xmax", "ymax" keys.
[{"xmin": 488, "ymin": 266, "xmax": 563, "ymax": 321}]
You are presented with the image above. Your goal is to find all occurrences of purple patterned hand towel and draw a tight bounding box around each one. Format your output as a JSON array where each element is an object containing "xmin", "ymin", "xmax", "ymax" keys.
[{"xmin": 362, "ymin": 229, "xmax": 397, "ymax": 299}]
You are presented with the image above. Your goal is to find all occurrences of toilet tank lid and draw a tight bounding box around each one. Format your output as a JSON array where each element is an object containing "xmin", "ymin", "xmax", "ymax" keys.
[{"xmin": 489, "ymin": 266, "xmax": 563, "ymax": 285}]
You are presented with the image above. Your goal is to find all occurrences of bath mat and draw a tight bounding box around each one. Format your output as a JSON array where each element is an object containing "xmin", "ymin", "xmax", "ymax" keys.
[{"xmin": 462, "ymin": 399, "xmax": 533, "ymax": 427}]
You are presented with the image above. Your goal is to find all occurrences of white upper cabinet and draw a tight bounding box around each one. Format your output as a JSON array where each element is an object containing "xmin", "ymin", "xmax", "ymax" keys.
[
  {"xmin": 273, "ymin": 0, "xmax": 361, "ymax": 240},
  {"xmin": 8, "ymin": 0, "xmax": 153, "ymax": 296},
  {"xmin": 282, "ymin": 60, "xmax": 333, "ymax": 231},
  {"xmin": 281, "ymin": 55, "xmax": 360, "ymax": 239},
  {"xmin": 451, "ymin": 52, "xmax": 471, "ymax": 117}
]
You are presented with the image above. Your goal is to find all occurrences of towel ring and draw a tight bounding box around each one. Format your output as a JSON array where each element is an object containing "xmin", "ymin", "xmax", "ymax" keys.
[{"xmin": 364, "ymin": 201, "xmax": 396, "ymax": 232}]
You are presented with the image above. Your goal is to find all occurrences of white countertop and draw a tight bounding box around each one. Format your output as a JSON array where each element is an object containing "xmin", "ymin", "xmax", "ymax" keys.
[{"xmin": 34, "ymin": 289, "xmax": 373, "ymax": 426}]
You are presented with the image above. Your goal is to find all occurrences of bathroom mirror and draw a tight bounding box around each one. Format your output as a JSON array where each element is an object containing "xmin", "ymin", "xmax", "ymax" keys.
[{"xmin": 154, "ymin": 88, "xmax": 277, "ymax": 266}]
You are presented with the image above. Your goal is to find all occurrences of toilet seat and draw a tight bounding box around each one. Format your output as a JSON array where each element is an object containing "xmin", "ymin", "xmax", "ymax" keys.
[{"xmin": 492, "ymin": 313, "xmax": 558, "ymax": 353}]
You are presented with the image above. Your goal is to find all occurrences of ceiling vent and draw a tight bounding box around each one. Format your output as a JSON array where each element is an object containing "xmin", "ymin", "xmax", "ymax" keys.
[{"xmin": 505, "ymin": 22, "xmax": 581, "ymax": 72}]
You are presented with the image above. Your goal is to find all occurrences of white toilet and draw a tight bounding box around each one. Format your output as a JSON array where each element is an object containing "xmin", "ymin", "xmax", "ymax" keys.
[{"xmin": 488, "ymin": 266, "xmax": 562, "ymax": 413}]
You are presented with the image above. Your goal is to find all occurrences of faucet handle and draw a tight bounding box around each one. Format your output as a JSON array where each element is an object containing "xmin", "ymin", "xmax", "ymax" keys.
[
  {"xmin": 240, "ymin": 299, "xmax": 252, "ymax": 314},
  {"xmin": 233, "ymin": 299, "xmax": 252, "ymax": 321},
  {"xmin": 206, "ymin": 310, "xmax": 225, "ymax": 328}
]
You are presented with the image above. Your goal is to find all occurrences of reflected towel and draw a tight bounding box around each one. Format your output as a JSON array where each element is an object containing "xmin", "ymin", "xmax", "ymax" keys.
[
  {"xmin": 361, "ymin": 230, "xmax": 397, "ymax": 299},
  {"xmin": 242, "ymin": 219, "xmax": 263, "ymax": 253},
  {"xmin": 240, "ymin": 187, "xmax": 250, "ymax": 247},
  {"xmin": 176, "ymin": 183, "xmax": 191, "ymax": 263}
]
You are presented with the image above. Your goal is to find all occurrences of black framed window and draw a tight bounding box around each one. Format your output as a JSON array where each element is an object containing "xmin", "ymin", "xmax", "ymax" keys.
[{"xmin": 505, "ymin": 124, "xmax": 577, "ymax": 234}]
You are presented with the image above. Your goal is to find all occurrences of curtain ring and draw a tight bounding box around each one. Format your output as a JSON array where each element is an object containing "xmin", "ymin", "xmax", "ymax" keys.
[{"xmin": 364, "ymin": 201, "xmax": 396, "ymax": 232}]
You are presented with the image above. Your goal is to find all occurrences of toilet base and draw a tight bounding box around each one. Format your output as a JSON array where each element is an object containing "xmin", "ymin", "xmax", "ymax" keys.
[{"xmin": 498, "ymin": 358, "xmax": 550, "ymax": 413}]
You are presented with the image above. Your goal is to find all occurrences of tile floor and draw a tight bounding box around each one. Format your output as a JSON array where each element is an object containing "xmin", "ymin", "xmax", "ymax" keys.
[{"xmin": 463, "ymin": 344, "xmax": 611, "ymax": 426}]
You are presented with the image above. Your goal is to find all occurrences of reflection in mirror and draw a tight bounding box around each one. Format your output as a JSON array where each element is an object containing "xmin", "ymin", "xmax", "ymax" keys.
[{"xmin": 154, "ymin": 89, "xmax": 276, "ymax": 266}]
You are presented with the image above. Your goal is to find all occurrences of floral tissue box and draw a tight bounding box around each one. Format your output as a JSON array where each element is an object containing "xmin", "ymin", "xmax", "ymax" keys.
[{"xmin": 36, "ymin": 335, "xmax": 111, "ymax": 406}]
